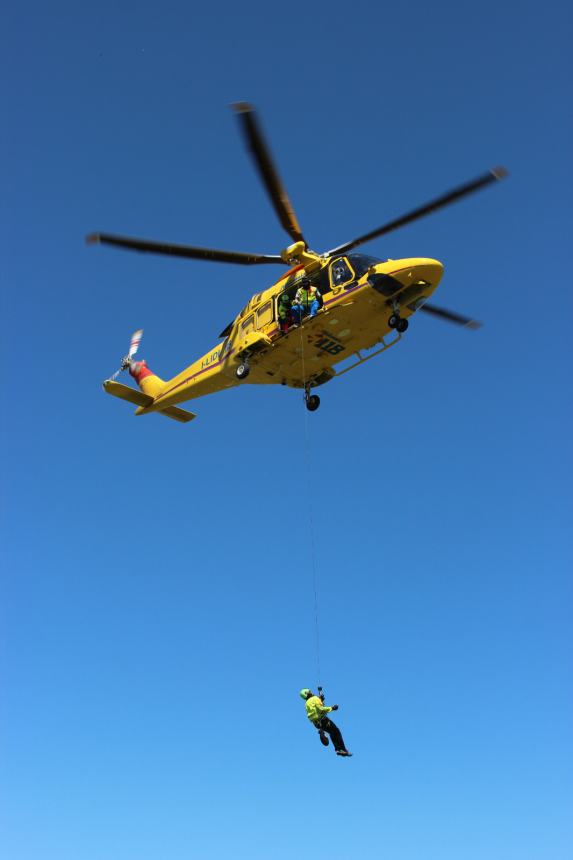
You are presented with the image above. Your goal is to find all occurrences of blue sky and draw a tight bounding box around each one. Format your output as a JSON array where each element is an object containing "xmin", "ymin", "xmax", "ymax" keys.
[{"xmin": 2, "ymin": 1, "xmax": 572, "ymax": 858}]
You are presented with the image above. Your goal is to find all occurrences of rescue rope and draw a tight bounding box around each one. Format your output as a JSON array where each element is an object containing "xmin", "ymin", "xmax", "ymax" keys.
[{"xmin": 299, "ymin": 323, "xmax": 322, "ymax": 688}]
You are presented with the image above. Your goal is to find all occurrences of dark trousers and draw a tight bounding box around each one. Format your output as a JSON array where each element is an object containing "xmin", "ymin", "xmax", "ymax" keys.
[{"xmin": 315, "ymin": 717, "xmax": 347, "ymax": 752}]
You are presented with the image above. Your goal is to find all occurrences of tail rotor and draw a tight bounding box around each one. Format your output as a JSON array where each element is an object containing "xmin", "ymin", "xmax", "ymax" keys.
[{"xmin": 109, "ymin": 329, "xmax": 144, "ymax": 380}]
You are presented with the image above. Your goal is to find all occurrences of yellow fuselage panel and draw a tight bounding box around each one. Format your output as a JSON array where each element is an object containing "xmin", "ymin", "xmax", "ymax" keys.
[
  {"xmin": 146, "ymin": 341, "xmax": 234, "ymax": 410},
  {"xmin": 246, "ymin": 257, "xmax": 444, "ymax": 387},
  {"xmin": 141, "ymin": 257, "xmax": 443, "ymax": 411}
]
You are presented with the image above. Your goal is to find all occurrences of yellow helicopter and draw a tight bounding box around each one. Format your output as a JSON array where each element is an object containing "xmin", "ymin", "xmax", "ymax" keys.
[{"xmin": 88, "ymin": 103, "xmax": 507, "ymax": 423}]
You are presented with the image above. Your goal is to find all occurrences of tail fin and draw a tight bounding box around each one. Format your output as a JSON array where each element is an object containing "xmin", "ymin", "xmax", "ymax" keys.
[{"xmin": 129, "ymin": 360, "xmax": 166, "ymax": 398}]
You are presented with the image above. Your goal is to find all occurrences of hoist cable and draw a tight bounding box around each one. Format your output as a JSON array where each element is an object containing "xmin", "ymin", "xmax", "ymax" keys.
[{"xmin": 299, "ymin": 323, "xmax": 322, "ymax": 687}]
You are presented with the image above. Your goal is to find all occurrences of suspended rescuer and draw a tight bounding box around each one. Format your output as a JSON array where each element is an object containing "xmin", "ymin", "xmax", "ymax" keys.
[{"xmin": 299, "ymin": 688, "xmax": 352, "ymax": 756}]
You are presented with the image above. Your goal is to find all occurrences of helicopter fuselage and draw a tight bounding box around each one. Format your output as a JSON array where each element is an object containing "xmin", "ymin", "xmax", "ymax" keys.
[{"xmin": 130, "ymin": 254, "xmax": 444, "ymax": 415}]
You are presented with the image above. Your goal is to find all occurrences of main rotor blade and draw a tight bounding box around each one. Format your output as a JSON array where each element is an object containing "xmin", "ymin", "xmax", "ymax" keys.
[
  {"xmin": 232, "ymin": 102, "xmax": 306, "ymax": 246},
  {"xmin": 326, "ymin": 167, "xmax": 508, "ymax": 256},
  {"xmin": 86, "ymin": 233, "xmax": 285, "ymax": 266},
  {"xmin": 419, "ymin": 302, "xmax": 482, "ymax": 329}
]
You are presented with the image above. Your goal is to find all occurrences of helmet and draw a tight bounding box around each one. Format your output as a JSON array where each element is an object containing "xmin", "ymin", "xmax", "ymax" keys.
[
  {"xmin": 299, "ymin": 276, "xmax": 310, "ymax": 288},
  {"xmin": 299, "ymin": 688, "xmax": 312, "ymax": 700}
]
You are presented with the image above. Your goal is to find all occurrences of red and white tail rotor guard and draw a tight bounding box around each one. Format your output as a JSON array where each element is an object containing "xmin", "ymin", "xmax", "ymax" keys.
[{"xmin": 128, "ymin": 360, "xmax": 154, "ymax": 383}]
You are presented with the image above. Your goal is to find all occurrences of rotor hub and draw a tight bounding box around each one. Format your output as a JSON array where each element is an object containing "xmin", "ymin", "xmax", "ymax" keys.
[{"xmin": 280, "ymin": 242, "xmax": 321, "ymax": 267}]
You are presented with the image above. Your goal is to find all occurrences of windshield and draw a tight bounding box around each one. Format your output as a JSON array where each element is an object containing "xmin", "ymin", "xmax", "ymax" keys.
[{"xmin": 347, "ymin": 254, "xmax": 382, "ymax": 277}]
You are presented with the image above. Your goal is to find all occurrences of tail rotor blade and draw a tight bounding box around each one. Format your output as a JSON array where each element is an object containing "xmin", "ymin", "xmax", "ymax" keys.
[
  {"xmin": 108, "ymin": 329, "xmax": 144, "ymax": 381},
  {"xmin": 128, "ymin": 329, "xmax": 143, "ymax": 359}
]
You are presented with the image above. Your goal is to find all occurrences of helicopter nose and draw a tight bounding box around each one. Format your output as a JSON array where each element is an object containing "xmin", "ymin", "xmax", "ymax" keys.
[
  {"xmin": 369, "ymin": 258, "xmax": 444, "ymax": 297},
  {"xmin": 396, "ymin": 258, "xmax": 444, "ymax": 285}
]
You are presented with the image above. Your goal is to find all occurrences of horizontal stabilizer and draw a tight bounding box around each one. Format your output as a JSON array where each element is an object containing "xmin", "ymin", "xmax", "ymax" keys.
[
  {"xmin": 104, "ymin": 380, "xmax": 196, "ymax": 423},
  {"xmin": 158, "ymin": 406, "xmax": 197, "ymax": 423},
  {"xmin": 103, "ymin": 379, "xmax": 153, "ymax": 407}
]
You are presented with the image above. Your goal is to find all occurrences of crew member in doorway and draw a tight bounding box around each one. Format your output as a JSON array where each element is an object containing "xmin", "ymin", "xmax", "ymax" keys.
[
  {"xmin": 292, "ymin": 277, "xmax": 321, "ymax": 323},
  {"xmin": 299, "ymin": 688, "xmax": 352, "ymax": 757},
  {"xmin": 278, "ymin": 293, "xmax": 294, "ymax": 333}
]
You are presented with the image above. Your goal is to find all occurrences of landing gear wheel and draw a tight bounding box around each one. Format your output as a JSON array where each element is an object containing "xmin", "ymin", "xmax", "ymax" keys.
[
  {"xmin": 306, "ymin": 394, "xmax": 320, "ymax": 412},
  {"xmin": 388, "ymin": 313, "xmax": 399, "ymax": 329},
  {"xmin": 236, "ymin": 362, "xmax": 250, "ymax": 380},
  {"xmin": 396, "ymin": 317, "xmax": 409, "ymax": 333}
]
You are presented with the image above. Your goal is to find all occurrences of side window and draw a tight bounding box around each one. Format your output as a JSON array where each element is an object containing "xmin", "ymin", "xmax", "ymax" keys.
[
  {"xmin": 330, "ymin": 257, "xmax": 355, "ymax": 289},
  {"xmin": 241, "ymin": 314, "xmax": 255, "ymax": 336},
  {"xmin": 256, "ymin": 301, "xmax": 273, "ymax": 328}
]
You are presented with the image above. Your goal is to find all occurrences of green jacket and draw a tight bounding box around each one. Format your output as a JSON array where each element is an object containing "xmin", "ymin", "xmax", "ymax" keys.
[
  {"xmin": 305, "ymin": 695, "xmax": 333, "ymax": 723},
  {"xmin": 278, "ymin": 296, "xmax": 292, "ymax": 321}
]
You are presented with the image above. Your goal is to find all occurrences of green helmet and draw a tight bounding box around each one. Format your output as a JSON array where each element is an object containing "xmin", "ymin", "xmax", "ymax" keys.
[{"xmin": 299, "ymin": 688, "xmax": 312, "ymax": 700}]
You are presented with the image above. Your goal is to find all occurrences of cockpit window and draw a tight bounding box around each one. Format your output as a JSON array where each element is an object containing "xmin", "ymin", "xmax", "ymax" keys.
[
  {"xmin": 347, "ymin": 254, "xmax": 381, "ymax": 278},
  {"xmin": 330, "ymin": 257, "xmax": 355, "ymax": 289}
]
